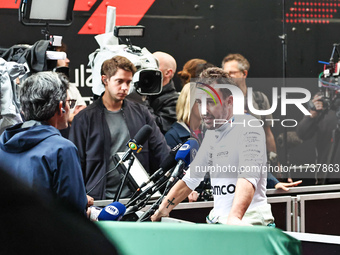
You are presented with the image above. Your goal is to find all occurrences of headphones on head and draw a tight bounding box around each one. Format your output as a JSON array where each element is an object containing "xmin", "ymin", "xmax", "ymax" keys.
[{"xmin": 61, "ymin": 108, "xmax": 66, "ymax": 113}]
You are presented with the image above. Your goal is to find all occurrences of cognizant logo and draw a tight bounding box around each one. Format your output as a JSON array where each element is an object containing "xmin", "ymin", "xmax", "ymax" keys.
[{"xmin": 197, "ymin": 83, "xmax": 312, "ymax": 128}]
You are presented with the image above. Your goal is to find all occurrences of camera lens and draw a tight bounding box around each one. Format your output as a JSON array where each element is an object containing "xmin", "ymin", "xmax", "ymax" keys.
[{"xmin": 136, "ymin": 70, "xmax": 162, "ymax": 95}]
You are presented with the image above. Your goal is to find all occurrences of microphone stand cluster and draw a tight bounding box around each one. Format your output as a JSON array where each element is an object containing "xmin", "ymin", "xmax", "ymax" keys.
[
  {"xmin": 114, "ymin": 155, "xmax": 135, "ymax": 202},
  {"xmin": 137, "ymin": 173, "xmax": 180, "ymax": 222},
  {"xmin": 122, "ymin": 168, "xmax": 177, "ymax": 222}
]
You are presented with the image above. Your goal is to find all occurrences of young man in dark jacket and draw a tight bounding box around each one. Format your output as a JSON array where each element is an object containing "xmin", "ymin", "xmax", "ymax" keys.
[{"xmin": 69, "ymin": 56, "xmax": 170, "ymax": 200}]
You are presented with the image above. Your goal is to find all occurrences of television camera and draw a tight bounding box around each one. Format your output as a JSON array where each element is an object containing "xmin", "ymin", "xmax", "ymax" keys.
[
  {"xmin": 89, "ymin": 25, "xmax": 163, "ymax": 98},
  {"xmin": 316, "ymin": 43, "xmax": 340, "ymax": 112}
]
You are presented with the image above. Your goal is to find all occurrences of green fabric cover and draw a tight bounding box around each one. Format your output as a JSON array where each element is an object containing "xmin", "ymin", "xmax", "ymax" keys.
[{"xmin": 97, "ymin": 222, "xmax": 301, "ymax": 255}]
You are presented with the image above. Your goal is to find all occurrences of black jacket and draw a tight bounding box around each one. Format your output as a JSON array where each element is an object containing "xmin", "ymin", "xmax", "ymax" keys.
[
  {"xmin": 296, "ymin": 110, "xmax": 340, "ymax": 184},
  {"xmin": 148, "ymin": 80, "xmax": 178, "ymax": 134},
  {"xmin": 69, "ymin": 97, "xmax": 170, "ymax": 200},
  {"xmin": 165, "ymin": 122, "xmax": 191, "ymax": 149}
]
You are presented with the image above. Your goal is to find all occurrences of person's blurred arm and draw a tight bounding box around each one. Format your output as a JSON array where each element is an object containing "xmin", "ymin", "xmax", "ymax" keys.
[
  {"xmin": 274, "ymin": 180, "xmax": 302, "ymax": 191},
  {"xmin": 267, "ymin": 171, "xmax": 302, "ymax": 191}
]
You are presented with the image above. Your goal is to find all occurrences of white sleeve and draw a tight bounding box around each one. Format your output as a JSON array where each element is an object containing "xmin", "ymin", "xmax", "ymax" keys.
[
  {"xmin": 237, "ymin": 120, "xmax": 267, "ymax": 190},
  {"xmin": 182, "ymin": 172, "xmax": 202, "ymax": 191}
]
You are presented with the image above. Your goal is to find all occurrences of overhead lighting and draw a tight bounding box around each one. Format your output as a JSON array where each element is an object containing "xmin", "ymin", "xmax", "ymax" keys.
[
  {"xmin": 19, "ymin": 0, "xmax": 75, "ymax": 26},
  {"xmin": 114, "ymin": 26, "xmax": 145, "ymax": 37}
]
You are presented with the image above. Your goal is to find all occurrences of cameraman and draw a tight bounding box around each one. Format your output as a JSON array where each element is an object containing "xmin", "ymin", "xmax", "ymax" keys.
[{"xmin": 296, "ymin": 92, "xmax": 340, "ymax": 184}]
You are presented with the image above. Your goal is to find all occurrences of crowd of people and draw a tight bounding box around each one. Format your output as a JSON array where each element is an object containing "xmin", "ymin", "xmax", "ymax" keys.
[{"xmin": 1, "ymin": 46, "xmax": 337, "ymax": 229}]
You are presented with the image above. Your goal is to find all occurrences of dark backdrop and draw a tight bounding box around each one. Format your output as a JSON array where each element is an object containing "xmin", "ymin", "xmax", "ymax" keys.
[{"xmin": 1, "ymin": 0, "xmax": 340, "ymax": 167}]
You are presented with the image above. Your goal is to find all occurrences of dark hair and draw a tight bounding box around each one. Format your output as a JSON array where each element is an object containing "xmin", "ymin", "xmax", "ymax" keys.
[
  {"xmin": 195, "ymin": 62, "xmax": 215, "ymax": 77},
  {"xmin": 198, "ymin": 67, "xmax": 237, "ymax": 99},
  {"xmin": 20, "ymin": 72, "xmax": 69, "ymax": 121},
  {"xmin": 101, "ymin": 56, "xmax": 137, "ymax": 82}
]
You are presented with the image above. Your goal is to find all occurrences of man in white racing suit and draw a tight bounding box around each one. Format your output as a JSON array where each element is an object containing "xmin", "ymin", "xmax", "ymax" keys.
[{"xmin": 151, "ymin": 67, "xmax": 274, "ymax": 226}]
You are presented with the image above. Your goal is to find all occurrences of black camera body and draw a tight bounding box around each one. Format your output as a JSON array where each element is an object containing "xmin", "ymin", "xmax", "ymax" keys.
[{"xmin": 310, "ymin": 90, "xmax": 340, "ymax": 112}]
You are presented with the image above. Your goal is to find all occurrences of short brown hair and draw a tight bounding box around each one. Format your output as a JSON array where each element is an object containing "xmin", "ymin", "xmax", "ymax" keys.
[
  {"xmin": 221, "ymin": 53, "xmax": 250, "ymax": 72},
  {"xmin": 198, "ymin": 67, "xmax": 237, "ymax": 99},
  {"xmin": 101, "ymin": 56, "xmax": 137, "ymax": 80}
]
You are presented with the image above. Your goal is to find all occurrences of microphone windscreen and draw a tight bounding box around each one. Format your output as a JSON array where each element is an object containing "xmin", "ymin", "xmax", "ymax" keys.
[
  {"xmin": 175, "ymin": 138, "xmax": 199, "ymax": 166},
  {"xmin": 97, "ymin": 202, "xmax": 126, "ymax": 221},
  {"xmin": 134, "ymin": 125, "xmax": 153, "ymax": 145}
]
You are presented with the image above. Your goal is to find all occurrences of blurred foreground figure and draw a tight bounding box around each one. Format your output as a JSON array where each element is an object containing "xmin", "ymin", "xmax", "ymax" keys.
[
  {"xmin": 0, "ymin": 72, "xmax": 88, "ymax": 213},
  {"xmin": 0, "ymin": 167, "xmax": 118, "ymax": 254}
]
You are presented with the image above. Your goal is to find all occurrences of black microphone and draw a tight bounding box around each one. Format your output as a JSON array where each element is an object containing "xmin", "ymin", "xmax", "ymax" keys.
[
  {"xmin": 86, "ymin": 124, "xmax": 153, "ymax": 197},
  {"xmin": 114, "ymin": 125, "xmax": 153, "ymax": 202},
  {"xmin": 125, "ymin": 168, "xmax": 173, "ymax": 208},
  {"xmin": 120, "ymin": 125, "xmax": 153, "ymax": 163},
  {"xmin": 137, "ymin": 142, "xmax": 183, "ymax": 190}
]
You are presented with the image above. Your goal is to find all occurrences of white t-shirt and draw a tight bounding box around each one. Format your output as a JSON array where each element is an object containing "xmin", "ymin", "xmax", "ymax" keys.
[{"xmin": 183, "ymin": 114, "xmax": 268, "ymax": 219}]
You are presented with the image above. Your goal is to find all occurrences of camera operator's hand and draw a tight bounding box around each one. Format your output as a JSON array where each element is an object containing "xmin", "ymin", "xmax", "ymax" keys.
[{"xmin": 310, "ymin": 94, "xmax": 324, "ymax": 118}]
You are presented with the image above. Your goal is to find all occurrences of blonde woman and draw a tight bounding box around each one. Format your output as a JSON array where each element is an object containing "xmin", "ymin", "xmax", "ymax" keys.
[{"xmin": 165, "ymin": 82, "xmax": 203, "ymax": 148}]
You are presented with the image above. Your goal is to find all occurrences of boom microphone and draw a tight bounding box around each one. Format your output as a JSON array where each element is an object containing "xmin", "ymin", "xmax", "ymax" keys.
[
  {"xmin": 97, "ymin": 202, "xmax": 126, "ymax": 221},
  {"xmin": 120, "ymin": 125, "xmax": 153, "ymax": 163}
]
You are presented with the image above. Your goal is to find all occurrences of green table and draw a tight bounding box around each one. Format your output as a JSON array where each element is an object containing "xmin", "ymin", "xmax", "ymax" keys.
[{"xmin": 97, "ymin": 222, "xmax": 301, "ymax": 255}]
